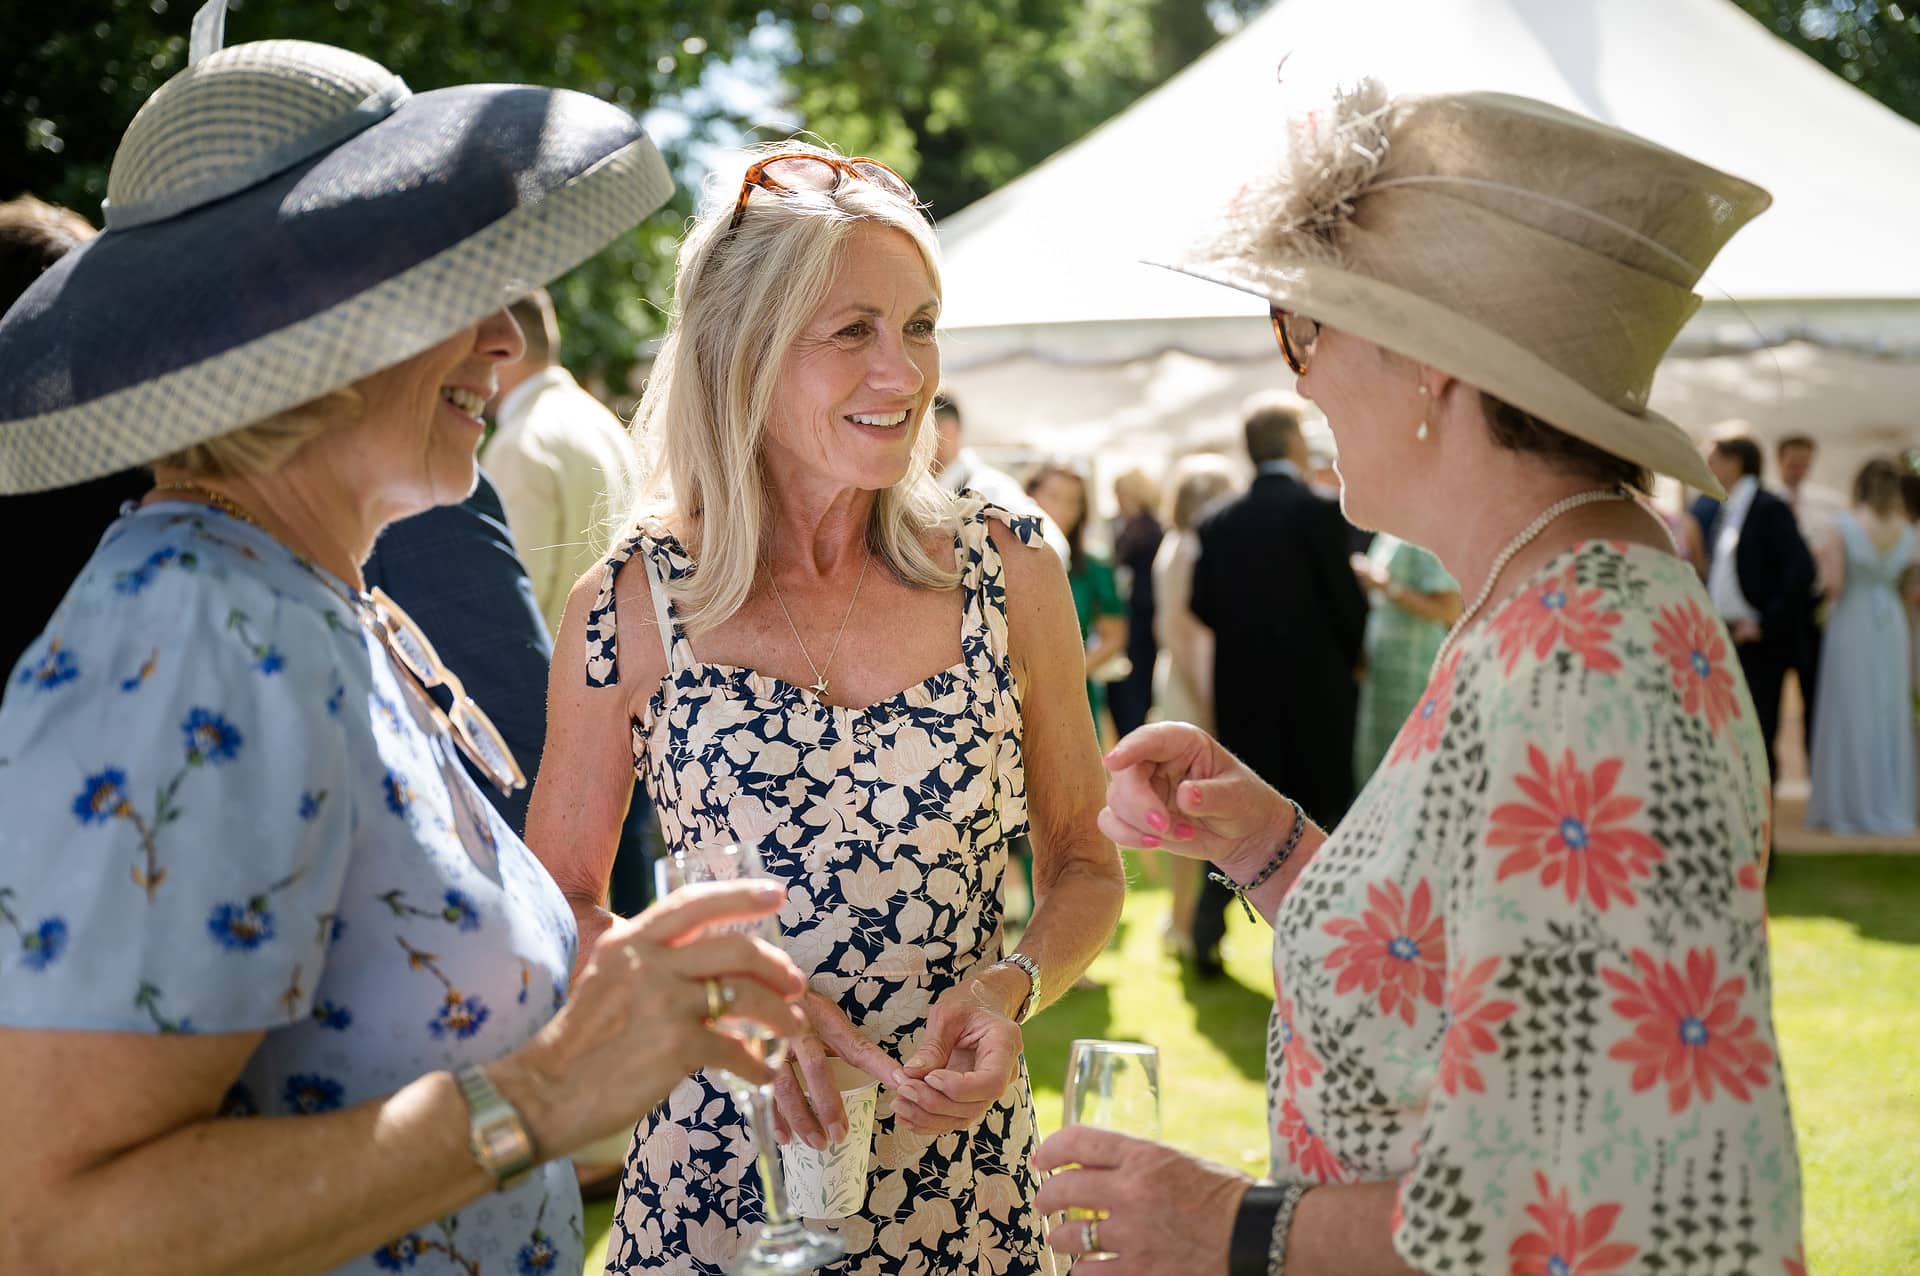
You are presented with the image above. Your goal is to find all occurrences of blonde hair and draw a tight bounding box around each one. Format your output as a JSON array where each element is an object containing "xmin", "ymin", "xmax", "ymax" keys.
[
  {"xmin": 1113, "ymin": 467, "xmax": 1161, "ymax": 519},
  {"xmin": 152, "ymin": 387, "xmax": 362, "ymax": 477},
  {"xmin": 631, "ymin": 141, "xmax": 957, "ymax": 635},
  {"xmin": 1163, "ymin": 454, "xmax": 1238, "ymax": 531}
]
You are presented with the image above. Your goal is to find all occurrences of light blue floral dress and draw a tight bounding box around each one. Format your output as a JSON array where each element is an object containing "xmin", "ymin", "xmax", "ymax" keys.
[
  {"xmin": 0, "ymin": 502, "xmax": 581, "ymax": 1275},
  {"xmin": 590, "ymin": 501, "xmax": 1049, "ymax": 1276}
]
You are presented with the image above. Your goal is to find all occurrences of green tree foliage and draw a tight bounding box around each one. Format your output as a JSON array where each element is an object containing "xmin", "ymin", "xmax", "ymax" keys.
[
  {"xmin": 1731, "ymin": 1, "xmax": 1920, "ymax": 124},
  {"xmin": 0, "ymin": 1, "xmax": 1249, "ymax": 376}
]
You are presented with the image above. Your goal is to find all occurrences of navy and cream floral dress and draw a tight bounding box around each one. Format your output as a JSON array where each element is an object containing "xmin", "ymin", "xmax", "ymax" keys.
[
  {"xmin": 593, "ymin": 500, "xmax": 1049, "ymax": 1276},
  {"xmin": 0, "ymin": 503, "xmax": 582, "ymax": 1276}
]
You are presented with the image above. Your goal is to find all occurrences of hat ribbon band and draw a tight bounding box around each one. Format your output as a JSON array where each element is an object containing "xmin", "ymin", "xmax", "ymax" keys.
[
  {"xmin": 1367, "ymin": 174, "xmax": 1707, "ymax": 289},
  {"xmin": 102, "ymin": 78, "xmax": 413, "ymax": 232}
]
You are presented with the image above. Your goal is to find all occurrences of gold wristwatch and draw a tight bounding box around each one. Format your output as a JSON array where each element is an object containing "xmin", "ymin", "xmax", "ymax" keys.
[
  {"xmin": 454, "ymin": 1063, "xmax": 537, "ymax": 1191},
  {"xmin": 992, "ymin": 952, "xmax": 1042, "ymax": 1023}
]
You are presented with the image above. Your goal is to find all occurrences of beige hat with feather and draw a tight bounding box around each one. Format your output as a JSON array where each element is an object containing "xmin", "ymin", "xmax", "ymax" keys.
[{"xmin": 1156, "ymin": 81, "xmax": 1770, "ymax": 499}]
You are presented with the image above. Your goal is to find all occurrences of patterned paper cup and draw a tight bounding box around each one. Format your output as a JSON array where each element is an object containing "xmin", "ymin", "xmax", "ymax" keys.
[{"xmin": 780, "ymin": 1058, "xmax": 878, "ymax": 1219}]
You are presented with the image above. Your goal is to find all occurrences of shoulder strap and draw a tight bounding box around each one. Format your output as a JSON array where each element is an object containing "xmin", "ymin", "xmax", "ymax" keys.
[
  {"xmin": 583, "ymin": 529, "xmax": 644, "ymax": 688},
  {"xmin": 641, "ymin": 549, "xmax": 684, "ymax": 673}
]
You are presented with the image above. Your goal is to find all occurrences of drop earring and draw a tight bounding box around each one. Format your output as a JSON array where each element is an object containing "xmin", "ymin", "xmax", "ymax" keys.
[{"xmin": 1416, "ymin": 384, "xmax": 1432, "ymax": 441}]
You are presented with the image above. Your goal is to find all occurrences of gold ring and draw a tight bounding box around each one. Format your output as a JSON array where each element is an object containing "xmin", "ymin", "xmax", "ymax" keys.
[{"xmin": 703, "ymin": 978, "xmax": 732, "ymax": 1023}]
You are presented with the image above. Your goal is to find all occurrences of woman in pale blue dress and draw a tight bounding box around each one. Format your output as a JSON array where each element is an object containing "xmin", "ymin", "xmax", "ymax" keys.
[{"xmin": 1808, "ymin": 458, "xmax": 1917, "ymax": 835}]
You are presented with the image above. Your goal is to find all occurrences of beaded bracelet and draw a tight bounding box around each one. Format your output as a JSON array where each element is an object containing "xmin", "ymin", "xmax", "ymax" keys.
[
  {"xmin": 1266, "ymin": 1184, "xmax": 1310, "ymax": 1276},
  {"xmin": 1207, "ymin": 795, "xmax": 1308, "ymax": 923}
]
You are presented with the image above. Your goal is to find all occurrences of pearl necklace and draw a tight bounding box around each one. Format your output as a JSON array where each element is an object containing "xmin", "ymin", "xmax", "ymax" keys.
[{"xmin": 1432, "ymin": 485, "xmax": 1633, "ymax": 669}]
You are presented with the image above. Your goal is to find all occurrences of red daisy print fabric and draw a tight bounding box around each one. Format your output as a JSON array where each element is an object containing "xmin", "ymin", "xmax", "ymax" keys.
[
  {"xmin": 1323, "ymin": 879, "xmax": 1446, "ymax": 1026},
  {"xmin": 1509, "ymin": 1173, "xmax": 1640, "ymax": 1275},
  {"xmin": 1487, "ymin": 562, "xmax": 1623, "ymax": 674},
  {"xmin": 1651, "ymin": 598, "xmax": 1743, "ymax": 734},
  {"xmin": 1488, "ymin": 746, "xmax": 1664, "ymax": 911},
  {"xmin": 1267, "ymin": 541, "xmax": 1800, "ymax": 1273},
  {"xmin": 1603, "ymin": 947, "xmax": 1777, "ymax": 1113}
]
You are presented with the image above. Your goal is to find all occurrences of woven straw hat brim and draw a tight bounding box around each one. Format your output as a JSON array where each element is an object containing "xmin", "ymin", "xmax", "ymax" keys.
[
  {"xmin": 0, "ymin": 83, "xmax": 671, "ymax": 495},
  {"xmin": 1156, "ymin": 251, "xmax": 1726, "ymax": 501}
]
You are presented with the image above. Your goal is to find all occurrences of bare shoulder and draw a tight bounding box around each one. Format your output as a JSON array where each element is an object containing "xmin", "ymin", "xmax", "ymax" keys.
[
  {"xmin": 985, "ymin": 512, "xmax": 1065, "ymax": 592},
  {"xmin": 553, "ymin": 532, "xmax": 669, "ymax": 715}
]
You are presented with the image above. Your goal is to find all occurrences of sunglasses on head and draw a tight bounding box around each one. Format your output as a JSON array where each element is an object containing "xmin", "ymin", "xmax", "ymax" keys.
[
  {"xmin": 1270, "ymin": 306, "xmax": 1320, "ymax": 376},
  {"xmin": 728, "ymin": 153, "xmax": 924, "ymax": 232}
]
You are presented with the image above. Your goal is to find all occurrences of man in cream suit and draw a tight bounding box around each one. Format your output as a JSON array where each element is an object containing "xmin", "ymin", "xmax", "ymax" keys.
[{"xmin": 483, "ymin": 288, "xmax": 639, "ymax": 634}]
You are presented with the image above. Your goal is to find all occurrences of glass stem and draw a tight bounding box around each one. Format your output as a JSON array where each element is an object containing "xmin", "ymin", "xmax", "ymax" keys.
[{"xmin": 746, "ymin": 1082, "xmax": 799, "ymax": 1229}]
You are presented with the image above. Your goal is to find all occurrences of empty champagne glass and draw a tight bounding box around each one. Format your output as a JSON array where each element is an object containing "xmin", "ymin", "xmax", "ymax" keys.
[
  {"xmin": 1061, "ymin": 1040, "xmax": 1162, "ymax": 1263},
  {"xmin": 655, "ymin": 843, "xmax": 845, "ymax": 1275}
]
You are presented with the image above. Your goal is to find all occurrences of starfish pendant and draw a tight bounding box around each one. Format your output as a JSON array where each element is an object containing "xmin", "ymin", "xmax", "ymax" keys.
[{"xmin": 810, "ymin": 676, "xmax": 829, "ymax": 697}]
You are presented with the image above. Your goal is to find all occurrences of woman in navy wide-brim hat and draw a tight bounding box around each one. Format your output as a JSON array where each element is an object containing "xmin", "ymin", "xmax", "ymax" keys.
[{"xmin": 0, "ymin": 5, "xmax": 807, "ymax": 1272}]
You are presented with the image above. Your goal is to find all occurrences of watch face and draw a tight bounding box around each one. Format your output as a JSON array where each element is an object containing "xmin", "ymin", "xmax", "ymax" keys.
[{"xmin": 477, "ymin": 1118, "xmax": 533, "ymax": 1167}]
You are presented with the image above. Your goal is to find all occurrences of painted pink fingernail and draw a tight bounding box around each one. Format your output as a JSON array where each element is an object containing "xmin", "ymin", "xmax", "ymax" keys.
[
  {"xmin": 1141, "ymin": 834, "xmax": 1161, "ymax": 848},
  {"xmin": 1187, "ymin": 786, "xmax": 1204, "ymax": 807},
  {"xmin": 1145, "ymin": 810, "xmax": 1169, "ymax": 832},
  {"xmin": 1174, "ymin": 822, "xmax": 1196, "ymax": 840}
]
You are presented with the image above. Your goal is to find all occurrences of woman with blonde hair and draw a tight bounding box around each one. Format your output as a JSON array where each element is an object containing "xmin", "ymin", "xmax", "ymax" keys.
[
  {"xmin": 0, "ymin": 18, "xmax": 804, "ymax": 1274},
  {"xmin": 1149, "ymin": 455, "xmax": 1237, "ymax": 956},
  {"xmin": 525, "ymin": 142, "xmax": 1123, "ymax": 1274},
  {"xmin": 1031, "ymin": 82, "xmax": 1802, "ymax": 1275}
]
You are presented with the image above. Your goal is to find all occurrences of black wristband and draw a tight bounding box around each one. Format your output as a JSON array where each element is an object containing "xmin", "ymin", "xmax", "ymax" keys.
[{"xmin": 1229, "ymin": 1185, "xmax": 1289, "ymax": 1276}]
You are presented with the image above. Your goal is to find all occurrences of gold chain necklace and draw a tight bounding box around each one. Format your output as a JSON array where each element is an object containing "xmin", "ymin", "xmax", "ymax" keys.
[
  {"xmin": 150, "ymin": 480, "xmax": 364, "ymax": 608},
  {"xmin": 767, "ymin": 550, "xmax": 872, "ymax": 699}
]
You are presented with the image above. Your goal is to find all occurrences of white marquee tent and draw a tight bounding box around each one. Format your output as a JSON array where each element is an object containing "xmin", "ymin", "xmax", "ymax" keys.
[{"xmin": 935, "ymin": 0, "xmax": 1920, "ymax": 487}]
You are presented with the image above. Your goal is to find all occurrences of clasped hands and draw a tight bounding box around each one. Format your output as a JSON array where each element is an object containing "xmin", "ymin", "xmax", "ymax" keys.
[{"xmin": 771, "ymin": 978, "xmax": 1025, "ymax": 1147}]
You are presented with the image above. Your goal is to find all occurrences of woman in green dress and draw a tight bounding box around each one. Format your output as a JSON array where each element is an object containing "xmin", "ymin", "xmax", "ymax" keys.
[
  {"xmin": 1028, "ymin": 462, "xmax": 1128, "ymax": 739},
  {"xmin": 1351, "ymin": 534, "xmax": 1461, "ymax": 786}
]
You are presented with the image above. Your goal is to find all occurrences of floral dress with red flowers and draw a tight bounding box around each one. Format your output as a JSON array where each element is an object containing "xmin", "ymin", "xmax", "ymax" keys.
[{"xmin": 1268, "ymin": 539, "xmax": 1803, "ymax": 1274}]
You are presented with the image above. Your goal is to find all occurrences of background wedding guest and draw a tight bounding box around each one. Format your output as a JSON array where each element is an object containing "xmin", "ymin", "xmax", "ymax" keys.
[
  {"xmin": 1037, "ymin": 80, "xmax": 1798, "ymax": 1276},
  {"xmin": 1029, "ymin": 460, "xmax": 1130, "ymax": 739},
  {"xmin": 1701, "ymin": 427, "xmax": 1816, "ymax": 792},
  {"xmin": 0, "ymin": 28, "xmax": 804, "ymax": 1275},
  {"xmin": 1807, "ymin": 457, "xmax": 1916, "ymax": 834},
  {"xmin": 0, "ymin": 194, "xmax": 151, "ymax": 678},
  {"xmin": 525, "ymin": 141, "xmax": 1124, "ymax": 1275},
  {"xmin": 1349, "ymin": 533, "xmax": 1460, "ymax": 789},
  {"xmin": 1186, "ymin": 395, "xmax": 1366, "ymax": 979},
  {"xmin": 1109, "ymin": 467, "xmax": 1164, "ymax": 742},
  {"xmin": 931, "ymin": 392, "xmax": 1068, "ymax": 560},
  {"xmin": 1774, "ymin": 432, "xmax": 1841, "ymax": 766},
  {"xmin": 482, "ymin": 287, "xmax": 642, "ymax": 636},
  {"xmin": 1150, "ymin": 454, "xmax": 1236, "ymax": 961}
]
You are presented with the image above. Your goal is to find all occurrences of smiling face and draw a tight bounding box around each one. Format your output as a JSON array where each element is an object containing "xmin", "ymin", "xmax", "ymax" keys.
[
  {"xmin": 762, "ymin": 222, "xmax": 940, "ymax": 497},
  {"xmin": 329, "ymin": 307, "xmax": 524, "ymax": 519}
]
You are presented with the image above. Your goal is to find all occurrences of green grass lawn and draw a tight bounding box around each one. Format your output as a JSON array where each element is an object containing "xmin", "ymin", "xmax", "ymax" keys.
[{"xmin": 583, "ymin": 853, "xmax": 1920, "ymax": 1273}]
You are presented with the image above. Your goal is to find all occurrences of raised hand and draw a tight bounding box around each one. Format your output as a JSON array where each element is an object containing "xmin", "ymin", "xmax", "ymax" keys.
[
  {"xmin": 1099, "ymin": 722, "xmax": 1291, "ymax": 877},
  {"xmin": 890, "ymin": 982, "xmax": 1023, "ymax": 1136}
]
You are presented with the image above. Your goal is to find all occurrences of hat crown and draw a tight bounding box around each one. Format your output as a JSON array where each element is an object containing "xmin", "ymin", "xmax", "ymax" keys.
[
  {"xmin": 1379, "ymin": 92, "xmax": 1765, "ymax": 292},
  {"xmin": 105, "ymin": 40, "xmax": 409, "ymax": 231}
]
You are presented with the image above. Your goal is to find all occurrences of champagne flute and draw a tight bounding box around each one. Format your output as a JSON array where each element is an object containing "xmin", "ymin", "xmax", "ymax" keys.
[
  {"xmin": 1061, "ymin": 1040, "xmax": 1162, "ymax": 1263},
  {"xmin": 655, "ymin": 843, "xmax": 845, "ymax": 1275}
]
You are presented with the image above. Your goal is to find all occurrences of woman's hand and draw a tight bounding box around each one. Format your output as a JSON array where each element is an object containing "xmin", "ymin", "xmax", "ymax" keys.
[
  {"xmin": 1100, "ymin": 722, "xmax": 1291, "ymax": 880},
  {"xmin": 769, "ymin": 990, "xmax": 906, "ymax": 1148},
  {"xmin": 890, "ymin": 980, "xmax": 1024, "ymax": 1136},
  {"xmin": 494, "ymin": 879, "xmax": 807, "ymax": 1160},
  {"xmin": 1033, "ymin": 1125, "xmax": 1250, "ymax": 1275}
]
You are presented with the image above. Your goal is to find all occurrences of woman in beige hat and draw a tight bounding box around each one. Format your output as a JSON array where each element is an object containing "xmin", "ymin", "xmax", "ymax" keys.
[
  {"xmin": 1030, "ymin": 82, "xmax": 1803, "ymax": 1275},
  {"xmin": 0, "ymin": 11, "xmax": 805, "ymax": 1273}
]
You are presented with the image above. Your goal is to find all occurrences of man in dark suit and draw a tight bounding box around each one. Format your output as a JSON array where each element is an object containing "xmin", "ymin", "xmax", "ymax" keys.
[
  {"xmin": 1700, "ymin": 430, "xmax": 1815, "ymax": 790},
  {"xmin": 1187, "ymin": 398, "xmax": 1368, "ymax": 976}
]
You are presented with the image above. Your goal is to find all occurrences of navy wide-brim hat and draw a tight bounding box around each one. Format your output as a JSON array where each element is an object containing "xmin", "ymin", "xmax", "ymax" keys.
[{"xmin": 0, "ymin": 6, "xmax": 672, "ymax": 494}]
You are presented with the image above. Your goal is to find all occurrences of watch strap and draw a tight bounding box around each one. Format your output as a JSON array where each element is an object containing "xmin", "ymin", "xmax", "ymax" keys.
[
  {"xmin": 994, "ymin": 952, "xmax": 1041, "ymax": 1023},
  {"xmin": 454, "ymin": 1063, "xmax": 537, "ymax": 1191}
]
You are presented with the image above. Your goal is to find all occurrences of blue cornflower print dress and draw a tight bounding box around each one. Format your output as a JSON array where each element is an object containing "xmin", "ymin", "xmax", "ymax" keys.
[
  {"xmin": 591, "ymin": 501, "xmax": 1050, "ymax": 1276},
  {"xmin": 0, "ymin": 503, "xmax": 581, "ymax": 1276}
]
